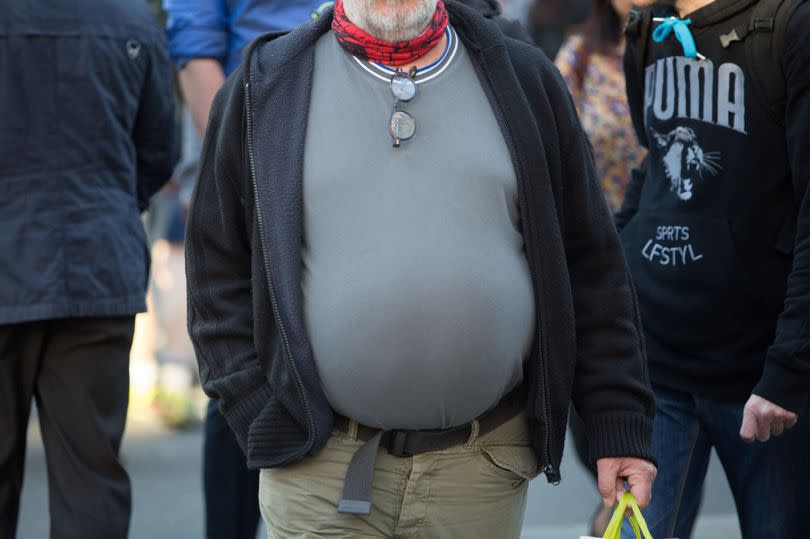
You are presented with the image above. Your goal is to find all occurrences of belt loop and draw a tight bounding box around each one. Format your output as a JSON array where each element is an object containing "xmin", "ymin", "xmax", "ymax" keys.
[
  {"xmin": 348, "ymin": 419, "xmax": 359, "ymax": 441},
  {"xmin": 465, "ymin": 419, "xmax": 480, "ymax": 448}
]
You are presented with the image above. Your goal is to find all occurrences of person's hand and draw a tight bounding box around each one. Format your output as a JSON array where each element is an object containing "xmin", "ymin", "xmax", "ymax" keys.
[
  {"xmin": 740, "ymin": 394, "xmax": 798, "ymax": 443},
  {"xmin": 596, "ymin": 457, "xmax": 657, "ymax": 509},
  {"xmin": 159, "ymin": 178, "xmax": 181, "ymax": 193}
]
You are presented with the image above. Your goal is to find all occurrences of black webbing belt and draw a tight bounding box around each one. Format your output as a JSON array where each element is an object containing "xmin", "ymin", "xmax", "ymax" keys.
[{"xmin": 334, "ymin": 390, "xmax": 523, "ymax": 515}]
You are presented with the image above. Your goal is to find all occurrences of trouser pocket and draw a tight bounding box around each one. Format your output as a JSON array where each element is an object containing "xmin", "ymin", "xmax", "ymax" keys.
[{"xmin": 475, "ymin": 413, "xmax": 540, "ymax": 484}]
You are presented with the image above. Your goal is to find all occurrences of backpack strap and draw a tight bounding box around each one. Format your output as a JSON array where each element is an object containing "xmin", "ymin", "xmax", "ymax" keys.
[
  {"xmin": 721, "ymin": 0, "xmax": 805, "ymax": 250},
  {"xmin": 719, "ymin": 0, "xmax": 806, "ymax": 124},
  {"xmin": 624, "ymin": 7, "xmax": 654, "ymax": 82}
]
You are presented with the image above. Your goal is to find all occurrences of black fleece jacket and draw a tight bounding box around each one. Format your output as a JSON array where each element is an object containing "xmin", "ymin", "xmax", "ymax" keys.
[
  {"xmin": 186, "ymin": 1, "xmax": 655, "ymax": 480},
  {"xmin": 617, "ymin": 1, "xmax": 810, "ymax": 413}
]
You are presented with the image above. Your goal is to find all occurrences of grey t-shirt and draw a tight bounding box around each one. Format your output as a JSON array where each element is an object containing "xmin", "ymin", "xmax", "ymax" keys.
[{"xmin": 302, "ymin": 28, "xmax": 535, "ymax": 430}]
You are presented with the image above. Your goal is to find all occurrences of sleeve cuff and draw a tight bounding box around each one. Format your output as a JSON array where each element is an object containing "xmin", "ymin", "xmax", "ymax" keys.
[
  {"xmin": 220, "ymin": 383, "xmax": 275, "ymax": 453},
  {"xmin": 167, "ymin": 26, "xmax": 228, "ymax": 69},
  {"xmin": 753, "ymin": 360, "xmax": 810, "ymax": 415},
  {"xmin": 585, "ymin": 412, "xmax": 656, "ymax": 466}
]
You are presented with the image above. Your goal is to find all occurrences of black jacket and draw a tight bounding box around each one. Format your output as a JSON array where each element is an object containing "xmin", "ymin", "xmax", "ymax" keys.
[
  {"xmin": 0, "ymin": 0, "xmax": 176, "ymax": 324},
  {"xmin": 617, "ymin": 1, "xmax": 810, "ymax": 413},
  {"xmin": 186, "ymin": 1, "xmax": 654, "ymax": 481}
]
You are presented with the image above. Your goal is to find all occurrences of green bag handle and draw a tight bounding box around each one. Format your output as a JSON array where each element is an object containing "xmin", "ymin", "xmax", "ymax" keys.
[{"xmin": 601, "ymin": 492, "xmax": 654, "ymax": 539}]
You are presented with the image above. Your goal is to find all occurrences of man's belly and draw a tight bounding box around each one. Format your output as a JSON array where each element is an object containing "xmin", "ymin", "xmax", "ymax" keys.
[{"xmin": 304, "ymin": 257, "xmax": 534, "ymax": 430}]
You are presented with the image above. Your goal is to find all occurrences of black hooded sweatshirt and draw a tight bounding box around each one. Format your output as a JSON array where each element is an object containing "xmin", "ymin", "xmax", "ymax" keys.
[{"xmin": 616, "ymin": 0, "xmax": 810, "ymax": 413}]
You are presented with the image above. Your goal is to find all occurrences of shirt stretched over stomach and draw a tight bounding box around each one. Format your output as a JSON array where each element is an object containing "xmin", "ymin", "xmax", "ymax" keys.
[{"xmin": 302, "ymin": 29, "xmax": 535, "ymax": 430}]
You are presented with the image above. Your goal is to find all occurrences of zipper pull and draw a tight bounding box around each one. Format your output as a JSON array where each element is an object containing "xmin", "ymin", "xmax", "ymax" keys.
[{"xmin": 543, "ymin": 464, "xmax": 561, "ymax": 485}]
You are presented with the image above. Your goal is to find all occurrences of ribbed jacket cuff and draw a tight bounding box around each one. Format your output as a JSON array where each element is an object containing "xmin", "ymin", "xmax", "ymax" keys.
[
  {"xmin": 753, "ymin": 361, "xmax": 810, "ymax": 415},
  {"xmin": 586, "ymin": 413, "xmax": 655, "ymax": 466},
  {"xmin": 221, "ymin": 383, "xmax": 275, "ymax": 453}
]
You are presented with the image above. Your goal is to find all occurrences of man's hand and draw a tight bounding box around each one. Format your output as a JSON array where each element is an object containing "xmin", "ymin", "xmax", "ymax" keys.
[
  {"xmin": 596, "ymin": 457, "xmax": 657, "ymax": 509},
  {"xmin": 740, "ymin": 394, "xmax": 798, "ymax": 443}
]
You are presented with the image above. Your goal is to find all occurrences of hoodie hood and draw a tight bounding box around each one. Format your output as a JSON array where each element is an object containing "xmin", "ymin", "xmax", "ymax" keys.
[{"xmin": 455, "ymin": 0, "xmax": 501, "ymax": 19}]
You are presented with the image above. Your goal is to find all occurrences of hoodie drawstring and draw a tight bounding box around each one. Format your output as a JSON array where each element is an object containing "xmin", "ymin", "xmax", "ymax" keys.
[{"xmin": 653, "ymin": 17, "xmax": 703, "ymax": 60}]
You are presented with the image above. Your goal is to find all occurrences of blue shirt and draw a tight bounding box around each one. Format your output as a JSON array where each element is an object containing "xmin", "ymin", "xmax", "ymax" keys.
[{"xmin": 164, "ymin": 0, "xmax": 324, "ymax": 75}]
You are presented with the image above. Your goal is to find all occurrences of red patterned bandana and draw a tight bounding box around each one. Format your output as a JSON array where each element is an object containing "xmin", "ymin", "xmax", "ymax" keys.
[{"xmin": 332, "ymin": 0, "xmax": 448, "ymax": 66}]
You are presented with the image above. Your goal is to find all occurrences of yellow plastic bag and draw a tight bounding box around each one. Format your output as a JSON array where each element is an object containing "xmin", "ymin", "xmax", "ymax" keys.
[{"xmin": 580, "ymin": 492, "xmax": 674, "ymax": 539}]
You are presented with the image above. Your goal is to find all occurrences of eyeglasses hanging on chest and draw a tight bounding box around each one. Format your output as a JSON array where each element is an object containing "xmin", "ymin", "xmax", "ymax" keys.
[{"xmin": 389, "ymin": 67, "xmax": 417, "ymax": 148}]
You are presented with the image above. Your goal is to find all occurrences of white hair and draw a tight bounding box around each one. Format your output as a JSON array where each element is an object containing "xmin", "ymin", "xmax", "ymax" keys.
[{"xmin": 342, "ymin": 0, "xmax": 439, "ymax": 42}]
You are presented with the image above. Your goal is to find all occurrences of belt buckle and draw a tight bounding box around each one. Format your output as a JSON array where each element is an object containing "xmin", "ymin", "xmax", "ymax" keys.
[{"xmin": 386, "ymin": 430, "xmax": 411, "ymax": 458}]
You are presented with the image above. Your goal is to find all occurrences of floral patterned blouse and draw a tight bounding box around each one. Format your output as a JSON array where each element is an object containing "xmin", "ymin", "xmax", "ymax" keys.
[{"xmin": 555, "ymin": 34, "xmax": 646, "ymax": 212}]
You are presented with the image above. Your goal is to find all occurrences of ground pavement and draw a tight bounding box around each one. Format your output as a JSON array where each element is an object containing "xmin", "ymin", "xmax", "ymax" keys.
[{"xmin": 17, "ymin": 409, "xmax": 741, "ymax": 539}]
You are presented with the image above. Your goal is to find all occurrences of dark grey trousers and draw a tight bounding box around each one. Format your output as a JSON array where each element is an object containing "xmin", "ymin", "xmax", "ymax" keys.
[{"xmin": 0, "ymin": 317, "xmax": 135, "ymax": 539}]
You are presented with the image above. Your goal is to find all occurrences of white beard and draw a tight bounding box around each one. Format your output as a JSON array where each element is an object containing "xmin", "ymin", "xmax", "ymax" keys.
[{"xmin": 342, "ymin": 0, "xmax": 439, "ymax": 42}]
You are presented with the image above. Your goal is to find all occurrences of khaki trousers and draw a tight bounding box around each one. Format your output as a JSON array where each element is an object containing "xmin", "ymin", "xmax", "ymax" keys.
[{"xmin": 259, "ymin": 412, "xmax": 540, "ymax": 539}]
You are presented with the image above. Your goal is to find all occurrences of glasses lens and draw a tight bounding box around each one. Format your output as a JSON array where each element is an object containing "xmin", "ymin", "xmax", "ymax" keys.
[
  {"xmin": 389, "ymin": 110, "xmax": 416, "ymax": 141},
  {"xmin": 390, "ymin": 73, "xmax": 416, "ymax": 102}
]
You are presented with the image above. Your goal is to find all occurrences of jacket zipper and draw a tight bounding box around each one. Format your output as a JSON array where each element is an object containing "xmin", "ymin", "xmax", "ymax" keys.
[
  {"xmin": 244, "ymin": 81, "xmax": 315, "ymax": 458},
  {"xmin": 525, "ymin": 187, "xmax": 559, "ymax": 484},
  {"xmin": 477, "ymin": 54, "xmax": 559, "ymax": 485}
]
